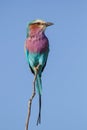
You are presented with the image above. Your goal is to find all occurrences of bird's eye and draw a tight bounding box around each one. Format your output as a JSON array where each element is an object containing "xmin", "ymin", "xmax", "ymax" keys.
[{"xmin": 37, "ymin": 22, "xmax": 41, "ymax": 25}]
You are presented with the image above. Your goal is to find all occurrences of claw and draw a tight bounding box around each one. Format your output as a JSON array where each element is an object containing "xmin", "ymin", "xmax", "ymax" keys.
[{"xmin": 34, "ymin": 64, "xmax": 41, "ymax": 73}]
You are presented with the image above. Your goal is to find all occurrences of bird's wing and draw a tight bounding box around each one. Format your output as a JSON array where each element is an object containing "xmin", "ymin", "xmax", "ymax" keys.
[
  {"xmin": 38, "ymin": 50, "xmax": 49, "ymax": 73},
  {"xmin": 24, "ymin": 46, "xmax": 35, "ymax": 74},
  {"xmin": 24, "ymin": 42, "xmax": 29, "ymax": 63}
]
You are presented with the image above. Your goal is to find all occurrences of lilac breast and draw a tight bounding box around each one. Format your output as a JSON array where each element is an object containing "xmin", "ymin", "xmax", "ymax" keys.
[{"xmin": 26, "ymin": 36, "xmax": 49, "ymax": 53}]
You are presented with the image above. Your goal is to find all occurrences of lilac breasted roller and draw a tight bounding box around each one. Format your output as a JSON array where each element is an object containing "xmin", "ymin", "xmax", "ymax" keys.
[{"xmin": 24, "ymin": 19, "xmax": 53, "ymax": 126}]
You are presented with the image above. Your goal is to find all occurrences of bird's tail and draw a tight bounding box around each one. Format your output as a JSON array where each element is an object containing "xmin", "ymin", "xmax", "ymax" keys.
[
  {"xmin": 35, "ymin": 74, "xmax": 42, "ymax": 125},
  {"xmin": 35, "ymin": 74, "xmax": 42, "ymax": 95}
]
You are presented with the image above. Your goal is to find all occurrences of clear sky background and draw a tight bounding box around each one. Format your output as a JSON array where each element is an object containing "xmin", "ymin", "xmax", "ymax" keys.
[{"xmin": 0, "ymin": 0, "xmax": 87, "ymax": 130}]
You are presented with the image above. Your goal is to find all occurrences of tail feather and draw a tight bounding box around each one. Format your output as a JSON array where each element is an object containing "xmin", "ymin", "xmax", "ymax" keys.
[
  {"xmin": 35, "ymin": 75, "xmax": 42, "ymax": 95},
  {"xmin": 35, "ymin": 74, "xmax": 42, "ymax": 125},
  {"xmin": 37, "ymin": 94, "xmax": 41, "ymax": 125}
]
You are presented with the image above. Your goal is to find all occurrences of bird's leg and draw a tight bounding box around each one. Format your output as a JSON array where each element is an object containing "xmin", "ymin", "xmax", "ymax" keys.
[
  {"xmin": 33, "ymin": 64, "xmax": 41, "ymax": 87},
  {"xmin": 35, "ymin": 64, "xmax": 41, "ymax": 72},
  {"xmin": 25, "ymin": 69, "xmax": 38, "ymax": 130}
]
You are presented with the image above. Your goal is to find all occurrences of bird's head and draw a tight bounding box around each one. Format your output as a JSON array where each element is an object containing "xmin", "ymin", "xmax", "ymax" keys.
[
  {"xmin": 27, "ymin": 19, "xmax": 53, "ymax": 37},
  {"xmin": 29, "ymin": 19, "xmax": 53, "ymax": 30}
]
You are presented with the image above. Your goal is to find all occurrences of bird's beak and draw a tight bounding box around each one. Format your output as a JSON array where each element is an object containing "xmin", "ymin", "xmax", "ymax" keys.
[{"xmin": 46, "ymin": 22, "xmax": 54, "ymax": 27}]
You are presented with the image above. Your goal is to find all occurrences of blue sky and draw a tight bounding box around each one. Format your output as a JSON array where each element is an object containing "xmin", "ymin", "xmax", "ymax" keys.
[{"xmin": 0, "ymin": 0, "xmax": 87, "ymax": 130}]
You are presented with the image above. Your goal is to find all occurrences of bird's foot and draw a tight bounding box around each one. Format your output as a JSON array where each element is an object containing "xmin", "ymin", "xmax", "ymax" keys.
[{"xmin": 34, "ymin": 64, "xmax": 41, "ymax": 73}]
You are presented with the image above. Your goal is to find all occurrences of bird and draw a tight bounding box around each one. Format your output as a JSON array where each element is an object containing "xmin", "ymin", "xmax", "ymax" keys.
[{"xmin": 24, "ymin": 19, "xmax": 53, "ymax": 126}]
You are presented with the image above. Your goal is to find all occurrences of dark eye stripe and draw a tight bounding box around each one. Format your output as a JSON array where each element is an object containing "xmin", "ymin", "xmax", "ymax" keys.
[
  {"xmin": 37, "ymin": 22, "xmax": 44, "ymax": 25},
  {"xmin": 37, "ymin": 22, "xmax": 41, "ymax": 25},
  {"xmin": 30, "ymin": 22, "xmax": 44, "ymax": 25}
]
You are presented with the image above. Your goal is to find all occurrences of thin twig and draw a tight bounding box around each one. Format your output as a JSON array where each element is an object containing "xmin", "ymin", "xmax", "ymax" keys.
[{"xmin": 25, "ymin": 73, "xmax": 37, "ymax": 130}]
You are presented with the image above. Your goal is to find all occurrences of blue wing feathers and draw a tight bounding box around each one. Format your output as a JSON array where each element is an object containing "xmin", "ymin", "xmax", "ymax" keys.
[{"xmin": 25, "ymin": 49, "xmax": 49, "ymax": 95}]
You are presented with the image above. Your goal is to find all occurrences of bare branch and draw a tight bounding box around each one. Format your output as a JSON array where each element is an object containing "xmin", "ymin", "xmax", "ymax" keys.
[{"xmin": 25, "ymin": 74, "xmax": 36, "ymax": 130}]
